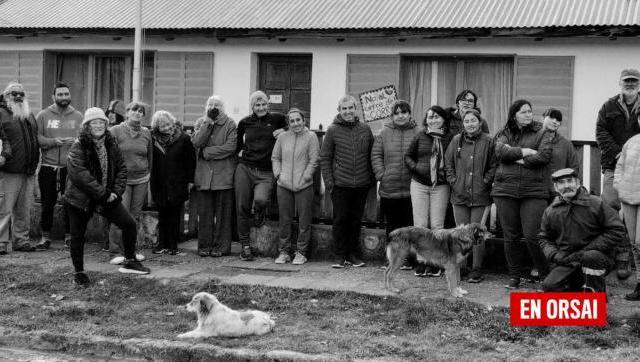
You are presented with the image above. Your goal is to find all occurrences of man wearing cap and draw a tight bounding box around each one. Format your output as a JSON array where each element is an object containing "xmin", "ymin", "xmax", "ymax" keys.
[
  {"xmin": 0, "ymin": 83, "xmax": 40, "ymax": 254},
  {"xmin": 595, "ymin": 68, "xmax": 640, "ymax": 279},
  {"xmin": 538, "ymin": 168, "xmax": 626, "ymax": 293}
]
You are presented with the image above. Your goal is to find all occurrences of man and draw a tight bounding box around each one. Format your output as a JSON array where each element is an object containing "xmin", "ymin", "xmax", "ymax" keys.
[
  {"xmin": 0, "ymin": 83, "xmax": 40, "ymax": 254},
  {"xmin": 320, "ymin": 95, "xmax": 374, "ymax": 268},
  {"xmin": 35, "ymin": 82, "xmax": 83, "ymax": 249},
  {"xmin": 539, "ymin": 168, "xmax": 626, "ymax": 293},
  {"xmin": 541, "ymin": 108, "xmax": 580, "ymax": 203},
  {"xmin": 595, "ymin": 68, "xmax": 640, "ymax": 279}
]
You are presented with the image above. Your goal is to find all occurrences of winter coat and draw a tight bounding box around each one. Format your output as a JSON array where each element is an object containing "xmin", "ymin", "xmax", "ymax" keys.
[
  {"xmin": 491, "ymin": 121, "xmax": 553, "ymax": 199},
  {"xmin": 191, "ymin": 114, "xmax": 238, "ymax": 191},
  {"xmin": 272, "ymin": 127, "xmax": 319, "ymax": 192},
  {"xmin": 0, "ymin": 106, "xmax": 39, "ymax": 175},
  {"xmin": 150, "ymin": 129, "xmax": 195, "ymax": 207},
  {"xmin": 36, "ymin": 104, "xmax": 83, "ymax": 167},
  {"xmin": 444, "ymin": 132, "xmax": 497, "ymax": 207},
  {"xmin": 109, "ymin": 123, "xmax": 153, "ymax": 183},
  {"xmin": 539, "ymin": 187, "xmax": 626, "ymax": 261},
  {"xmin": 319, "ymin": 115, "xmax": 374, "ymax": 190},
  {"xmin": 614, "ymin": 134, "xmax": 640, "ymax": 205},
  {"xmin": 596, "ymin": 94, "xmax": 640, "ymax": 171},
  {"xmin": 64, "ymin": 131, "xmax": 127, "ymax": 212},
  {"xmin": 236, "ymin": 112, "xmax": 287, "ymax": 170},
  {"xmin": 447, "ymin": 108, "xmax": 490, "ymax": 135},
  {"xmin": 544, "ymin": 132, "xmax": 580, "ymax": 195},
  {"xmin": 404, "ymin": 130, "xmax": 453, "ymax": 186},
  {"xmin": 371, "ymin": 120, "xmax": 420, "ymax": 198}
]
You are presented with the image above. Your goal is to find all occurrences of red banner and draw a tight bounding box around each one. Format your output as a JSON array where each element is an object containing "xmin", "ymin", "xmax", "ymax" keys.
[{"xmin": 510, "ymin": 292, "xmax": 606, "ymax": 326}]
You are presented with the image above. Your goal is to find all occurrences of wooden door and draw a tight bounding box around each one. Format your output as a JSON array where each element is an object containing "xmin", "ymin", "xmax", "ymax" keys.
[{"xmin": 259, "ymin": 55, "xmax": 312, "ymax": 125}]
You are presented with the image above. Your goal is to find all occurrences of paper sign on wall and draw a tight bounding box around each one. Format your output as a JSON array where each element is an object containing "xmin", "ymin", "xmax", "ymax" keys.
[
  {"xmin": 269, "ymin": 94, "xmax": 283, "ymax": 104},
  {"xmin": 359, "ymin": 85, "xmax": 398, "ymax": 123}
]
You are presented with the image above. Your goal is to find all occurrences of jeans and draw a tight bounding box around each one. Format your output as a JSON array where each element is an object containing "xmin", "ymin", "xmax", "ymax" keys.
[
  {"xmin": 409, "ymin": 180, "xmax": 449, "ymax": 229},
  {"xmin": 157, "ymin": 202, "xmax": 183, "ymax": 251},
  {"xmin": 622, "ymin": 202, "xmax": 640, "ymax": 281},
  {"xmin": 0, "ymin": 172, "xmax": 35, "ymax": 250},
  {"xmin": 277, "ymin": 185, "xmax": 313, "ymax": 255},
  {"xmin": 331, "ymin": 185, "xmax": 369, "ymax": 259},
  {"xmin": 380, "ymin": 197, "xmax": 413, "ymax": 239},
  {"xmin": 453, "ymin": 204, "xmax": 487, "ymax": 270},
  {"xmin": 67, "ymin": 202, "xmax": 137, "ymax": 272},
  {"xmin": 38, "ymin": 165, "xmax": 69, "ymax": 234},
  {"xmin": 601, "ymin": 169, "xmax": 620, "ymax": 211},
  {"xmin": 234, "ymin": 163, "xmax": 274, "ymax": 247},
  {"xmin": 541, "ymin": 250, "xmax": 614, "ymax": 292},
  {"xmin": 108, "ymin": 182, "xmax": 147, "ymax": 253},
  {"xmin": 197, "ymin": 189, "xmax": 234, "ymax": 254},
  {"xmin": 494, "ymin": 196, "xmax": 549, "ymax": 279}
]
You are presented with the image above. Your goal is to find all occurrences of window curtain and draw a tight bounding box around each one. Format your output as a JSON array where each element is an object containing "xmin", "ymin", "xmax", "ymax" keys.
[
  {"xmin": 463, "ymin": 60, "xmax": 513, "ymax": 134},
  {"xmin": 401, "ymin": 59, "xmax": 432, "ymax": 127},
  {"xmin": 55, "ymin": 54, "xmax": 88, "ymax": 113},
  {"xmin": 94, "ymin": 57, "xmax": 126, "ymax": 111}
]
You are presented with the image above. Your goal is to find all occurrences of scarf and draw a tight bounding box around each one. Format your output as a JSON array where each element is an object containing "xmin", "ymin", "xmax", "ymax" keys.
[
  {"xmin": 427, "ymin": 129, "xmax": 445, "ymax": 184},
  {"xmin": 92, "ymin": 136, "xmax": 108, "ymax": 186},
  {"xmin": 125, "ymin": 120, "xmax": 142, "ymax": 138},
  {"xmin": 153, "ymin": 126, "xmax": 179, "ymax": 153}
]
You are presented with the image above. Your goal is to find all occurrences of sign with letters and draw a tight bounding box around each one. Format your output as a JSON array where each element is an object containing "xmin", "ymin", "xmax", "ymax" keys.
[{"xmin": 359, "ymin": 85, "xmax": 398, "ymax": 123}]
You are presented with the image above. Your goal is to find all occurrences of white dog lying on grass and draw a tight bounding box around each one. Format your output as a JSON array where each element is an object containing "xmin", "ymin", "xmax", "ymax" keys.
[{"xmin": 178, "ymin": 292, "xmax": 275, "ymax": 338}]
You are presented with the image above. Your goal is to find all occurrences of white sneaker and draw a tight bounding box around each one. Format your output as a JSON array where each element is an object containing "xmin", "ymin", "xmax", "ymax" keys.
[
  {"xmin": 292, "ymin": 252, "xmax": 307, "ymax": 265},
  {"xmin": 274, "ymin": 252, "xmax": 291, "ymax": 264},
  {"xmin": 136, "ymin": 253, "xmax": 145, "ymax": 261},
  {"xmin": 109, "ymin": 256, "xmax": 125, "ymax": 265}
]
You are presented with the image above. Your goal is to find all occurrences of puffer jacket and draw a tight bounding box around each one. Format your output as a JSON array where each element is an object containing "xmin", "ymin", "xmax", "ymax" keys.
[
  {"xmin": 539, "ymin": 187, "xmax": 626, "ymax": 261},
  {"xmin": 596, "ymin": 94, "xmax": 640, "ymax": 171},
  {"xmin": 614, "ymin": 133, "xmax": 640, "ymax": 205},
  {"xmin": 272, "ymin": 127, "xmax": 319, "ymax": 192},
  {"xmin": 544, "ymin": 132, "xmax": 580, "ymax": 195},
  {"xmin": 319, "ymin": 115, "xmax": 374, "ymax": 189},
  {"xmin": 491, "ymin": 121, "xmax": 553, "ymax": 199},
  {"xmin": 371, "ymin": 120, "xmax": 420, "ymax": 198},
  {"xmin": 404, "ymin": 130, "xmax": 453, "ymax": 186},
  {"xmin": 192, "ymin": 114, "xmax": 238, "ymax": 191},
  {"xmin": 64, "ymin": 131, "xmax": 127, "ymax": 212},
  {"xmin": 444, "ymin": 131, "xmax": 497, "ymax": 207},
  {"xmin": 150, "ymin": 129, "xmax": 196, "ymax": 207},
  {"xmin": 0, "ymin": 106, "xmax": 39, "ymax": 175}
]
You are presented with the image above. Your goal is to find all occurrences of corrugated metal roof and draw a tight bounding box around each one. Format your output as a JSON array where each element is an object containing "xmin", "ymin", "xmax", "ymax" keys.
[{"xmin": 2, "ymin": 0, "xmax": 640, "ymax": 30}]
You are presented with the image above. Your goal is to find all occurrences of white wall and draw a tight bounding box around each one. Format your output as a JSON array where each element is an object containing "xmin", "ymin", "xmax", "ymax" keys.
[{"xmin": 2, "ymin": 35, "xmax": 639, "ymax": 140}]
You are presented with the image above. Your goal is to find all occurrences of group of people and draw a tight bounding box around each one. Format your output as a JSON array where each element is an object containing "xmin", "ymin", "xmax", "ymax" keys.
[{"xmin": 1, "ymin": 67, "xmax": 639, "ymax": 298}]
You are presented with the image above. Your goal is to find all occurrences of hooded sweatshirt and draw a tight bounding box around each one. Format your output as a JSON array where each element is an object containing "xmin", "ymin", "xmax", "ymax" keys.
[
  {"xmin": 272, "ymin": 127, "xmax": 319, "ymax": 192},
  {"xmin": 36, "ymin": 104, "xmax": 83, "ymax": 167}
]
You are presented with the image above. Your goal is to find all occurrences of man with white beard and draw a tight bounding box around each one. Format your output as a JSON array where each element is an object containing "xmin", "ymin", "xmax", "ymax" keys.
[{"xmin": 0, "ymin": 83, "xmax": 40, "ymax": 254}]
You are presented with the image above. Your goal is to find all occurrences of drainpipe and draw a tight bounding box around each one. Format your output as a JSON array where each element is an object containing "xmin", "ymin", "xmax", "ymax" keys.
[{"xmin": 132, "ymin": 0, "xmax": 142, "ymax": 102}]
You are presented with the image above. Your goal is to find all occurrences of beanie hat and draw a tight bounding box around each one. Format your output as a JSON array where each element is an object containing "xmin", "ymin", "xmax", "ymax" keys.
[
  {"xmin": 249, "ymin": 90, "xmax": 269, "ymax": 110},
  {"xmin": 83, "ymin": 107, "xmax": 108, "ymax": 125}
]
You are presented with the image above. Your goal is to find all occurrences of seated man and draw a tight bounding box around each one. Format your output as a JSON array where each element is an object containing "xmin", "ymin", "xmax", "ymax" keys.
[{"xmin": 539, "ymin": 168, "xmax": 626, "ymax": 293}]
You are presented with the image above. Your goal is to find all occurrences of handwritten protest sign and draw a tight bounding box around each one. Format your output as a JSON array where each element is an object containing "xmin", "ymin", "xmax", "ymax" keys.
[{"xmin": 359, "ymin": 85, "xmax": 398, "ymax": 123}]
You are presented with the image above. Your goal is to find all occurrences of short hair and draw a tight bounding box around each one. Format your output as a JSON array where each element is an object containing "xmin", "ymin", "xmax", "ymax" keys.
[
  {"xmin": 423, "ymin": 105, "xmax": 451, "ymax": 130},
  {"xmin": 151, "ymin": 110, "xmax": 176, "ymax": 131},
  {"xmin": 391, "ymin": 100, "xmax": 411, "ymax": 115},
  {"xmin": 337, "ymin": 94, "xmax": 358, "ymax": 111},
  {"xmin": 249, "ymin": 91, "xmax": 269, "ymax": 110},
  {"xmin": 287, "ymin": 107, "xmax": 305, "ymax": 122},
  {"xmin": 461, "ymin": 108, "xmax": 485, "ymax": 125},
  {"xmin": 206, "ymin": 95, "xmax": 225, "ymax": 113},
  {"xmin": 52, "ymin": 81, "xmax": 70, "ymax": 95},
  {"xmin": 542, "ymin": 108, "xmax": 563, "ymax": 123},
  {"xmin": 126, "ymin": 101, "xmax": 148, "ymax": 116},
  {"xmin": 455, "ymin": 89, "xmax": 478, "ymax": 108}
]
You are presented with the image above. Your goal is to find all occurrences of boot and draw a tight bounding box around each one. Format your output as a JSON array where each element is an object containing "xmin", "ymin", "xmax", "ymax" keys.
[
  {"xmin": 616, "ymin": 251, "xmax": 632, "ymax": 280},
  {"xmin": 582, "ymin": 267, "xmax": 606, "ymax": 293},
  {"xmin": 625, "ymin": 283, "xmax": 640, "ymax": 301}
]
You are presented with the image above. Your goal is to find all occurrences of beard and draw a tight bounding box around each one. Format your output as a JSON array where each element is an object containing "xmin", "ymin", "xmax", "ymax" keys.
[
  {"xmin": 7, "ymin": 99, "xmax": 30, "ymax": 120},
  {"xmin": 55, "ymin": 99, "xmax": 70, "ymax": 108}
]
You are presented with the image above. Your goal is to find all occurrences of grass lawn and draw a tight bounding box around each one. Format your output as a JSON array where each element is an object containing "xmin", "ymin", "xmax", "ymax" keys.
[{"xmin": 2, "ymin": 263, "xmax": 640, "ymax": 361}]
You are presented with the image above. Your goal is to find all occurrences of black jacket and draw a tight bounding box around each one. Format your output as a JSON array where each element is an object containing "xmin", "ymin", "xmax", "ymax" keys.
[
  {"xmin": 596, "ymin": 94, "xmax": 640, "ymax": 171},
  {"xmin": 64, "ymin": 131, "xmax": 127, "ymax": 212},
  {"xmin": 236, "ymin": 112, "xmax": 287, "ymax": 170},
  {"xmin": 0, "ymin": 106, "xmax": 39, "ymax": 175},
  {"xmin": 447, "ymin": 108, "xmax": 490, "ymax": 135},
  {"xmin": 150, "ymin": 130, "xmax": 196, "ymax": 207}
]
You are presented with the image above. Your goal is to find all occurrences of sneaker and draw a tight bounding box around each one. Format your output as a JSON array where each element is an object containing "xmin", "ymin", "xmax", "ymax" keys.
[
  {"xmin": 198, "ymin": 250, "xmax": 210, "ymax": 257},
  {"xmin": 118, "ymin": 260, "xmax": 150, "ymax": 274},
  {"xmin": 400, "ymin": 260, "xmax": 413, "ymax": 270},
  {"xmin": 152, "ymin": 248, "xmax": 167, "ymax": 254},
  {"xmin": 505, "ymin": 278, "xmax": 521, "ymax": 289},
  {"xmin": 239, "ymin": 246, "xmax": 254, "ymax": 261},
  {"xmin": 36, "ymin": 235, "xmax": 51, "ymax": 250},
  {"xmin": 331, "ymin": 259, "xmax": 351, "ymax": 269},
  {"xmin": 109, "ymin": 256, "xmax": 126, "ymax": 265},
  {"xmin": 292, "ymin": 252, "xmax": 307, "ymax": 265},
  {"xmin": 467, "ymin": 268, "xmax": 484, "ymax": 283},
  {"xmin": 168, "ymin": 249, "xmax": 186, "ymax": 256},
  {"xmin": 136, "ymin": 253, "xmax": 146, "ymax": 261},
  {"xmin": 426, "ymin": 266, "xmax": 443, "ymax": 277},
  {"xmin": 349, "ymin": 255, "xmax": 366, "ymax": 267},
  {"xmin": 210, "ymin": 251, "xmax": 223, "ymax": 257},
  {"xmin": 275, "ymin": 252, "xmax": 291, "ymax": 264},
  {"xmin": 64, "ymin": 234, "xmax": 71, "ymax": 248},
  {"xmin": 74, "ymin": 272, "xmax": 91, "ymax": 287},
  {"xmin": 414, "ymin": 263, "xmax": 427, "ymax": 277},
  {"xmin": 14, "ymin": 243, "xmax": 36, "ymax": 252}
]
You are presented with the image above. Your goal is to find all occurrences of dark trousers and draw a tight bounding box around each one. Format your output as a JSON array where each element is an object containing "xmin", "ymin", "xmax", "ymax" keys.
[
  {"xmin": 157, "ymin": 202, "xmax": 183, "ymax": 251},
  {"xmin": 494, "ymin": 196, "xmax": 549, "ymax": 279},
  {"xmin": 542, "ymin": 250, "xmax": 615, "ymax": 292},
  {"xmin": 198, "ymin": 189, "xmax": 234, "ymax": 254},
  {"xmin": 277, "ymin": 185, "xmax": 314, "ymax": 255},
  {"xmin": 38, "ymin": 165, "xmax": 69, "ymax": 234},
  {"xmin": 380, "ymin": 197, "xmax": 413, "ymax": 239},
  {"xmin": 66, "ymin": 202, "xmax": 136, "ymax": 272},
  {"xmin": 234, "ymin": 163, "xmax": 274, "ymax": 247},
  {"xmin": 331, "ymin": 185, "xmax": 369, "ymax": 259}
]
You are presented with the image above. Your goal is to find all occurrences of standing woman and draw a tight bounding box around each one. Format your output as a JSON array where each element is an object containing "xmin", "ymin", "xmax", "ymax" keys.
[
  {"xmin": 272, "ymin": 108, "xmax": 319, "ymax": 265},
  {"xmin": 404, "ymin": 105, "xmax": 453, "ymax": 276},
  {"xmin": 493, "ymin": 99, "xmax": 554, "ymax": 289},
  {"xmin": 444, "ymin": 109, "xmax": 497, "ymax": 283},
  {"xmin": 108, "ymin": 101, "xmax": 152, "ymax": 263},
  {"xmin": 149, "ymin": 111, "xmax": 196, "ymax": 256},
  {"xmin": 64, "ymin": 108, "xmax": 150, "ymax": 287},
  {"xmin": 448, "ymin": 90, "xmax": 490, "ymax": 135},
  {"xmin": 191, "ymin": 95, "xmax": 238, "ymax": 257}
]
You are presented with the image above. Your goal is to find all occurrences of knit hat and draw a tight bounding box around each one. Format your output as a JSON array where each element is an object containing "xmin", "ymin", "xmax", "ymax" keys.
[
  {"xmin": 249, "ymin": 90, "xmax": 269, "ymax": 109},
  {"xmin": 83, "ymin": 107, "xmax": 108, "ymax": 125}
]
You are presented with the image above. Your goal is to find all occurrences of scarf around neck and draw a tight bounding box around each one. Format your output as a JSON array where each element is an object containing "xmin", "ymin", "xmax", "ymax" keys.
[
  {"xmin": 427, "ymin": 129, "xmax": 445, "ymax": 184},
  {"xmin": 92, "ymin": 136, "xmax": 108, "ymax": 186}
]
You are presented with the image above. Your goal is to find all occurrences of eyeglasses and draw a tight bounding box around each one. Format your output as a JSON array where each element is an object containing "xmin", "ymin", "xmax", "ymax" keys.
[
  {"xmin": 10, "ymin": 91, "xmax": 25, "ymax": 97},
  {"xmin": 460, "ymin": 98, "xmax": 475, "ymax": 104}
]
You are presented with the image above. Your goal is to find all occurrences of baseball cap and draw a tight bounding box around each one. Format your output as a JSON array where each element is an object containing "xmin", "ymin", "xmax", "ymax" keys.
[{"xmin": 620, "ymin": 69, "xmax": 640, "ymax": 81}]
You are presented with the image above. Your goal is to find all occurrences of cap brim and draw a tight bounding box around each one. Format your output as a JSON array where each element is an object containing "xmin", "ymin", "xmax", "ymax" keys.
[{"xmin": 621, "ymin": 76, "xmax": 640, "ymax": 80}]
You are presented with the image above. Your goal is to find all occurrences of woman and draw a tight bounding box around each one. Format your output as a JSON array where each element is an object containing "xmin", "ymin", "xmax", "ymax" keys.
[
  {"xmin": 371, "ymin": 100, "xmax": 419, "ymax": 268},
  {"xmin": 107, "ymin": 101, "xmax": 152, "ymax": 263},
  {"xmin": 405, "ymin": 105, "xmax": 453, "ymax": 276},
  {"xmin": 614, "ymin": 133, "xmax": 640, "ymax": 300},
  {"xmin": 444, "ymin": 109, "xmax": 497, "ymax": 283},
  {"xmin": 192, "ymin": 95, "xmax": 238, "ymax": 257},
  {"xmin": 105, "ymin": 99, "xmax": 125, "ymax": 126},
  {"xmin": 448, "ymin": 90, "xmax": 489, "ymax": 135},
  {"xmin": 493, "ymin": 99, "xmax": 554, "ymax": 289},
  {"xmin": 64, "ymin": 108, "xmax": 150, "ymax": 287},
  {"xmin": 272, "ymin": 108, "xmax": 319, "ymax": 265},
  {"xmin": 150, "ymin": 111, "xmax": 196, "ymax": 256}
]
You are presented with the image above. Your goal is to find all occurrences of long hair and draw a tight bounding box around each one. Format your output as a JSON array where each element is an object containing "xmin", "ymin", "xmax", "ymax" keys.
[
  {"xmin": 504, "ymin": 99, "xmax": 532, "ymax": 134},
  {"xmin": 423, "ymin": 105, "xmax": 451, "ymax": 132}
]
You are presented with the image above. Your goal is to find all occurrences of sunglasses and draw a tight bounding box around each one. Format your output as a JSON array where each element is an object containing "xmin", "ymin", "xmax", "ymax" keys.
[{"xmin": 10, "ymin": 91, "xmax": 25, "ymax": 97}]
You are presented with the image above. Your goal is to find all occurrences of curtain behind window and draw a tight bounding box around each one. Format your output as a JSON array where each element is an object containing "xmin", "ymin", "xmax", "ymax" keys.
[
  {"xmin": 401, "ymin": 59, "xmax": 432, "ymax": 127},
  {"xmin": 94, "ymin": 57, "xmax": 126, "ymax": 111},
  {"xmin": 55, "ymin": 54, "xmax": 88, "ymax": 113},
  {"xmin": 463, "ymin": 60, "xmax": 513, "ymax": 133}
]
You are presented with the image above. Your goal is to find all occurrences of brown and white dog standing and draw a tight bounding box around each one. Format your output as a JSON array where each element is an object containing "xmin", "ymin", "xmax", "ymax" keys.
[
  {"xmin": 178, "ymin": 292, "xmax": 275, "ymax": 338},
  {"xmin": 384, "ymin": 223, "xmax": 488, "ymax": 297}
]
